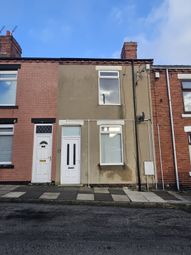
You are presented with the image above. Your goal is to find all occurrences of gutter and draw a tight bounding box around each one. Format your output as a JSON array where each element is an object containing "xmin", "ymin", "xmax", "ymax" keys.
[
  {"xmin": 131, "ymin": 60, "xmax": 141, "ymax": 191},
  {"xmin": 165, "ymin": 69, "xmax": 180, "ymax": 190}
]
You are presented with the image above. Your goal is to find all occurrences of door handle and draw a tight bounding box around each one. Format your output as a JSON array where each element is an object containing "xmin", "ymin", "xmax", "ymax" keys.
[{"xmin": 49, "ymin": 156, "xmax": 52, "ymax": 161}]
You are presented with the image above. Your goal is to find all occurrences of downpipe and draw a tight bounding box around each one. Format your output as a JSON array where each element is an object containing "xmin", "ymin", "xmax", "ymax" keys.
[{"xmin": 166, "ymin": 69, "xmax": 180, "ymax": 191}]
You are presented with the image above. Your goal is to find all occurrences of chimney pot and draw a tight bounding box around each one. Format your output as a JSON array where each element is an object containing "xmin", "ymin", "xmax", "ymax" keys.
[{"xmin": 6, "ymin": 30, "xmax": 11, "ymax": 36}]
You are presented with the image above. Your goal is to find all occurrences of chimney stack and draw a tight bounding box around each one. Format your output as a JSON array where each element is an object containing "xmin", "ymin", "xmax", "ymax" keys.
[
  {"xmin": 0, "ymin": 30, "xmax": 22, "ymax": 58},
  {"xmin": 121, "ymin": 42, "xmax": 137, "ymax": 59}
]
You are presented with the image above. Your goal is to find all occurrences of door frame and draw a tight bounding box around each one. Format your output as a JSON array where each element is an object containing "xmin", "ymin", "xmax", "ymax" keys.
[
  {"xmin": 31, "ymin": 123, "xmax": 53, "ymax": 183},
  {"xmin": 60, "ymin": 126, "xmax": 81, "ymax": 185}
]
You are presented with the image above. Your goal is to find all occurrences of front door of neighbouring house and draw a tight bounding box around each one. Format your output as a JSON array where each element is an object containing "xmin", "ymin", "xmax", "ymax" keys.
[
  {"xmin": 32, "ymin": 125, "xmax": 53, "ymax": 183},
  {"xmin": 60, "ymin": 127, "xmax": 81, "ymax": 184}
]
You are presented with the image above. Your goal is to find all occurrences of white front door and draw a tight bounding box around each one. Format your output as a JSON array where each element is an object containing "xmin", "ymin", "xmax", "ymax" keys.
[
  {"xmin": 61, "ymin": 127, "xmax": 81, "ymax": 184},
  {"xmin": 32, "ymin": 125, "xmax": 53, "ymax": 183}
]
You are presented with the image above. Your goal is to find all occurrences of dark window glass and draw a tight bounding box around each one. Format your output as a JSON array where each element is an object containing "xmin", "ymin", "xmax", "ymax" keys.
[
  {"xmin": 182, "ymin": 81, "xmax": 191, "ymax": 89},
  {"xmin": 36, "ymin": 125, "xmax": 52, "ymax": 133}
]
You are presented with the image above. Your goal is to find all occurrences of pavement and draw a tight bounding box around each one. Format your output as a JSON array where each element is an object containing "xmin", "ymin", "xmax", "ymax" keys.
[{"xmin": 0, "ymin": 184, "xmax": 191, "ymax": 210}]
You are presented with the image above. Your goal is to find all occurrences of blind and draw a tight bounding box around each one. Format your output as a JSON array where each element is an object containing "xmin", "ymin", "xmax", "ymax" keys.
[{"xmin": 0, "ymin": 135, "xmax": 13, "ymax": 162}]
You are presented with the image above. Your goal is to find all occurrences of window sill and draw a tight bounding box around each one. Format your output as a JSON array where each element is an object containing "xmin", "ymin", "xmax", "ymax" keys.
[
  {"xmin": 99, "ymin": 163, "xmax": 124, "ymax": 166},
  {"xmin": 0, "ymin": 164, "xmax": 14, "ymax": 169},
  {"xmin": 0, "ymin": 106, "xmax": 18, "ymax": 109},
  {"xmin": 182, "ymin": 113, "xmax": 191, "ymax": 118},
  {"xmin": 98, "ymin": 163, "xmax": 125, "ymax": 170},
  {"xmin": 98, "ymin": 104, "xmax": 121, "ymax": 106}
]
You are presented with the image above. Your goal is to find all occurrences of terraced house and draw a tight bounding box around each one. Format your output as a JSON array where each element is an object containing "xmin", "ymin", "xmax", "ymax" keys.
[
  {"xmin": 0, "ymin": 31, "xmax": 159, "ymax": 189},
  {"xmin": 152, "ymin": 66, "xmax": 191, "ymax": 189}
]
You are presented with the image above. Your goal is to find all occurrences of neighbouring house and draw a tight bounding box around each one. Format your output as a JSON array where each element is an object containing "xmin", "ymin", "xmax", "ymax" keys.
[
  {"xmin": 152, "ymin": 66, "xmax": 191, "ymax": 190},
  {"xmin": 0, "ymin": 31, "xmax": 58, "ymax": 183},
  {"xmin": 0, "ymin": 31, "xmax": 157, "ymax": 188}
]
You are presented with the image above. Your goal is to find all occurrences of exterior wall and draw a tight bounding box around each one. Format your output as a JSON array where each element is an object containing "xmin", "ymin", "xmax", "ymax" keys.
[
  {"xmin": 0, "ymin": 61, "xmax": 58, "ymax": 182},
  {"xmin": 56, "ymin": 63, "xmax": 155, "ymax": 186},
  {"xmin": 152, "ymin": 68, "xmax": 191, "ymax": 189}
]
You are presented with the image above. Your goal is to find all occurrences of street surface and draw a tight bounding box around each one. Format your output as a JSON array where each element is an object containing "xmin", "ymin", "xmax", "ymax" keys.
[{"xmin": 0, "ymin": 203, "xmax": 190, "ymax": 254}]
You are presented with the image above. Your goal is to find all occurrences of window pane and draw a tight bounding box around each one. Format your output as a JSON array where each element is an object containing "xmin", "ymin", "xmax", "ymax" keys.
[
  {"xmin": 100, "ymin": 72, "xmax": 118, "ymax": 77},
  {"xmin": 0, "ymin": 135, "xmax": 13, "ymax": 162},
  {"xmin": 0, "ymin": 128, "xmax": 13, "ymax": 133},
  {"xmin": 183, "ymin": 91, "xmax": 191, "ymax": 111},
  {"xmin": 182, "ymin": 81, "xmax": 191, "ymax": 89},
  {"xmin": 0, "ymin": 74, "xmax": 17, "ymax": 79},
  {"xmin": 63, "ymin": 127, "xmax": 80, "ymax": 136},
  {"xmin": 99, "ymin": 78, "xmax": 120, "ymax": 104},
  {"xmin": 101, "ymin": 133, "xmax": 122, "ymax": 164},
  {"xmin": 0, "ymin": 80, "xmax": 16, "ymax": 105}
]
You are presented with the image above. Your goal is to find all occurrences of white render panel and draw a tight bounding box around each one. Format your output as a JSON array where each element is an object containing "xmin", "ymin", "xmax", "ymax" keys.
[
  {"xmin": 182, "ymin": 114, "xmax": 191, "ymax": 118},
  {"xmin": 178, "ymin": 74, "xmax": 191, "ymax": 79},
  {"xmin": 96, "ymin": 66, "xmax": 122, "ymax": 71},
  {"xmin": 59, "ymin": 120, "xmax": 84, "ymax": 126},
  {"xmin": 97, "ymin": 120, "xmax": 125, "ymax": 125},
  {"xmin": 184, "ymin": 126, "xmax": 191, "ymax": 132}
]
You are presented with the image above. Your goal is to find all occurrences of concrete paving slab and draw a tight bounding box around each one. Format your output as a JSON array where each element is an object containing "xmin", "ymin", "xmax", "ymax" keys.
[
  {"xmin": 142, "ymin": 192, "xmax": 166, "ymax": 203},
  {"xmin": 94, "ymin": 187, "xmax": 109, "ymax": 194},
  {"xmin": 58, "ymin": 190, "xmax": 78, "ymax": 200},
  {"xmin": 123, "ymin": 188, "xmax": 149, "ymax": 202},
  {"xmin": 2, "ymin": 192, "xmax": 25, "ymax": 198},
  {"xmin": 77, "ymin": 193, "xmax": 94, "ymax": 201},
  {"xmin": 168, "ymin": 191, "xmax": 189, "ymax": 202},
  {"xmin": 0, "ymin": 185, "xmax": 20, "ymax": 191},
  {"xmin": 154, "ymin": 191, "xmax": 180, "ymax": 201},
  {"xmin": 109, "ymin": 188, "xmax": 126, "ymax": 195},
  {"xmin": 40, "ymin": 192, "xmax": 60, "ymax": 200},
  {"xmin": 79, "ymin": 187, "xmax": 94, "ymax": 194},
  {"xmin": 111, "ymin": 194, "xmax": 130, "ymax": 202},
  {"xmin": 94, "ymin": 193, "xmax": 113, "ymax": 201},
  {"xmin": 0, "ymin": 190, "xmax": 11, "ymax": 196}
]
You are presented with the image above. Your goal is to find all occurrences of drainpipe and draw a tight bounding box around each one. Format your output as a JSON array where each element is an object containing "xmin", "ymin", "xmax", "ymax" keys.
[
  {"xmin": 131, "ymin": 60, "xmax": 141, "ymax": 191},
  {"xmin": 87, "ymin": 119, "xmax": 90, "ymax": 188},
  {"xmin": 166, "ymin": 69, "xmax": 180, "ymax": 190}
]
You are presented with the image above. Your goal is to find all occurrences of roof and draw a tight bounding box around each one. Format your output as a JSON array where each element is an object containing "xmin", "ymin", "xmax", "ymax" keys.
[
  {"xmin": 153, "ymin": 65, "xmax": 191, "ymax": 69},
  {"xmin": 0, "ymin": 56, "xmax": 153, "ymax": 63}
]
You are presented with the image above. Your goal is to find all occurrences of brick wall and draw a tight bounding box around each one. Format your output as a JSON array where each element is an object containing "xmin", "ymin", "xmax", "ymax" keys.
[
  {"xmin": 152, "ymin": 69, "xmax": 191, "ymax": 189},
  {"xmin": 0, "ymin": 60, "xmax": 58, "ymax": 182}
]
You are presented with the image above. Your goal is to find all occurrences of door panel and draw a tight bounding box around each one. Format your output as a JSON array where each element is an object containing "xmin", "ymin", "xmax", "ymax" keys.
[
  {"xmin": 32, "ymin": 125, "xmax": 52, "ymax": 183},
  {"xmin": 61, "ymin": 136, "xmax": 80, "ymax": 184}
]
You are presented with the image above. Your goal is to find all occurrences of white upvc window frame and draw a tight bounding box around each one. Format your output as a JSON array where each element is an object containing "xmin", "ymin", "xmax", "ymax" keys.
[
  {"xmin": 98, "ymin": 70, "xmax": 121, "ymax": 105},
  {"xmin": 99, "ymin": 124, "xmax": 123, "ymax": 166},
  {"xmin": 0, "ymin": 71, "xmax": 18, "ymax": 106},
  {"xmin": 0, "ymin": 124, "xmax": 14, "ymax": 164}
]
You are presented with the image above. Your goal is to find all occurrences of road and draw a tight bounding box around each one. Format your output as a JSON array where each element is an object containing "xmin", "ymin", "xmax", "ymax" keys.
[{"xmin": 0, "ymin": 203, "xmax": 190, "ymax": 255}]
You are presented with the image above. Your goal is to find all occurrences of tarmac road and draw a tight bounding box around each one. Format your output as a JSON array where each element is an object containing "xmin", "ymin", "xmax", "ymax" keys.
[{"xmin": 0, "ymin": 203, "xmax": 190, "ymax": 255}]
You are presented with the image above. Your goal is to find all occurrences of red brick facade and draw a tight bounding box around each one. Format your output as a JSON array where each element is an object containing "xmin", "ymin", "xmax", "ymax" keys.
[
  {"xmin": 152, "ymin": 68, "xmax": 191, "ymax": 189},
  {"xmin": 0, "ymin": 60, "xmax": 58, "ymax": 182}
]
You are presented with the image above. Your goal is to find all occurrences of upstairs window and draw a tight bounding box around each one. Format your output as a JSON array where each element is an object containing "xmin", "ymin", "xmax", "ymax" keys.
[
  {"xmin": 0, "ymin": 125, "xmax": 14, "ymax": 164},
  {"xmin": 182, "ymin": 81, "xmax": 191, "ymax": 112},
  {"xmin": 98, "ymin": 71, "xmax": 120, "ymax": 105},
  {"xmin": 0, "ymin": 71, "xmax": 17, "ymax": 106}
]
